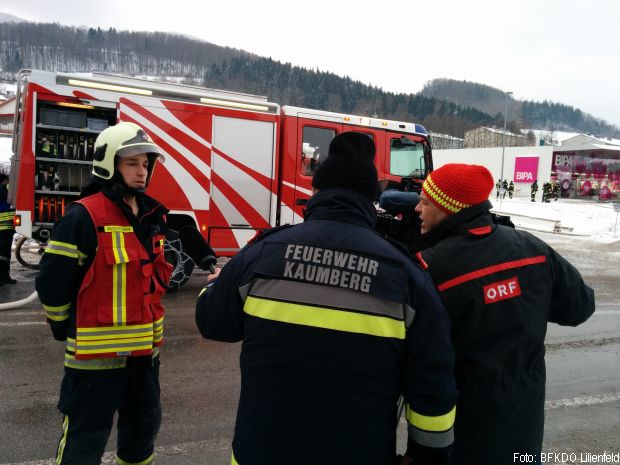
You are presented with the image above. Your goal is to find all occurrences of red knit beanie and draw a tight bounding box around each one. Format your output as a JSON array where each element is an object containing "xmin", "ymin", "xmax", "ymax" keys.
[{"xmin": 422, "ymin": 163, "xmax": 494, "ymax": 215}]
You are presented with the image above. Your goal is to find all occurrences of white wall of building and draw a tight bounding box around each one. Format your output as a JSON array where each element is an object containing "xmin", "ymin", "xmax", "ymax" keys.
[{"xmin": 433, "ymin": 146, "xmax": 554, "ymax": 198}]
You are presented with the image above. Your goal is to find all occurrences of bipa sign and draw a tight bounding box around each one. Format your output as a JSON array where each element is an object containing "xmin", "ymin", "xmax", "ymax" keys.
[
  {"xmin": 514, "ymin": 156, "xmax": 539, "ymax": 182},
  {"xmin": 483, "ymin": 277, "xmax": 522, "ymax": 304}
]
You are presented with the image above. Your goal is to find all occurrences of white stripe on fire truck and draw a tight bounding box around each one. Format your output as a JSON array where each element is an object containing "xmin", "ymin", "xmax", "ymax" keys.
[
  {"xmin": 210, "ymin": 185, "xmax": 259, "ymax": 248},
  {"xmin": 121, "ymin": 104, "xmax": 211, "ymax": 210},
  {"xmin": 127, "ymin": 101, "xmax": 213, "ymax": 176}
]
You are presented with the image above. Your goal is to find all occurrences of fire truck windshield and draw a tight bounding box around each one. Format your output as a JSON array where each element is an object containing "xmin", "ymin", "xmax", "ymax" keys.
[{"xmin": 389, "ymin": 137, "xmax": 426, "ymax": 179}]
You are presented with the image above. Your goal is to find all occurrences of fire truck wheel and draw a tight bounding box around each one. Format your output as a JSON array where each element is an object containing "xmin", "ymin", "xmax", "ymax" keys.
[
  {"xmin": 164, "ymin": 235, "xmax": 195, "ymax": 292},
  {"xmin": 15, "ymin": 236, "xmax": 46, "ymax": 270}
]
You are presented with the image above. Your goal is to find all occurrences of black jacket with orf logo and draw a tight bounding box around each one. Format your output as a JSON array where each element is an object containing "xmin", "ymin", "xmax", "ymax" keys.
[{"xmin": 419, "ymin": 200, "xmax": 595, "ymax": 465}]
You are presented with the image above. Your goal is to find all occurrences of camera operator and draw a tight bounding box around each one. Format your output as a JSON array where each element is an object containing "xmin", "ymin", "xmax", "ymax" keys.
[{"xmin": 195, "ymin": 132, "xmax": 457, "ymax": 465}]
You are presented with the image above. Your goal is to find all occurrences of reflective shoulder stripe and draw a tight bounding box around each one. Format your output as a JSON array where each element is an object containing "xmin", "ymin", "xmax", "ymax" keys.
[
  {"xmin": 406, "ymin": 404, "xmax": 455, "ymax": 432},
  {"xmin": 437, "ymin": 255, "xmax": 547, "ymax": 291},
  {"xmin": 44, "ymin": 303, "xmax": 71, "ymax": 321},
  {"xmin": 248, "ymin": 278, "xmax": 406, "ymax": 322},
  {"xmin": 45, "ymin": 241, "xmax": 79, "ymax": 259},
  {"xmin": 244, "ymin": 295, "xmax": 406, "ymax": 339}
]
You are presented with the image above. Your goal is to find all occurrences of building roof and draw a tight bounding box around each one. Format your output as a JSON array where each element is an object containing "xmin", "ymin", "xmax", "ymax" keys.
[
  {"xmin": 561, "ymin": 133, "xmax": 620, "ymax": 147},
  {"xmin": 0, "ymin": 97, "xmax": 15, "ymax": 117},
  {"xmin": 467, "ymin": 126, "xmax": 524, "ymax": 138}
]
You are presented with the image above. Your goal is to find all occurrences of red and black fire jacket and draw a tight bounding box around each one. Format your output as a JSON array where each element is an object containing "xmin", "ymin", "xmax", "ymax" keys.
[{"xmin": 36, "ymin": 186, "xmax": 171, "ymax": 371}]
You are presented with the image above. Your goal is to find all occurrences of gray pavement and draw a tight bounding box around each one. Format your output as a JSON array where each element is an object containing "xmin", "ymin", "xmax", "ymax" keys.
[{"xmin": 1, "ymin": 231, "xmax": 619, "ymax": 464}]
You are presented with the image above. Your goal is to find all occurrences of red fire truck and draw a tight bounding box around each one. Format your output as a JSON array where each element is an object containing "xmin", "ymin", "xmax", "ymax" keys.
[{"xmin": 9, "ymin": 69, "xmax": 433, "ymax": 287}]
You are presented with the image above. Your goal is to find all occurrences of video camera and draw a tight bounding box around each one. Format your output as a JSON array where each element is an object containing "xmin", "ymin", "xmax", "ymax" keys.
[{"xmin": 375, "ymin": 177, "xmax": 425, "ymax": 254}]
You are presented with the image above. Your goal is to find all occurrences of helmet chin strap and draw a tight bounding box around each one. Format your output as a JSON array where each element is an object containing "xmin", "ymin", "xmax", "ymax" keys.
[{"xmin": 109, "ymin": 172, "xmax": 147, "ymax": 197}]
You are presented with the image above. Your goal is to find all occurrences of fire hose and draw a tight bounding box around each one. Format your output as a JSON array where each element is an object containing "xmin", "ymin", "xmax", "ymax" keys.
[{"xmin": 0, "ymin": 290, "xmax": 39, "ymax": 310}]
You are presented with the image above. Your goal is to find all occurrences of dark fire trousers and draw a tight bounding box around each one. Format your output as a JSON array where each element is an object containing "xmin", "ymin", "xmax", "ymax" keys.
[{"xmin": 55, "ymin": 356, "xmax": 161, "ymax": 465}]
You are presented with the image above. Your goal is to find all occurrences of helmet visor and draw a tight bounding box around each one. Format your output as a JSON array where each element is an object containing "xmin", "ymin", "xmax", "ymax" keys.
[{"xmin": 115, "ymin": 144, "xmax": 165, "ymax": 162}]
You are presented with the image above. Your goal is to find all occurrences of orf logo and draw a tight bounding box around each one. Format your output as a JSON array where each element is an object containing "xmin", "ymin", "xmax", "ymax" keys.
[{"xmin": 483, "ymin": 277, "xmax": 521, "ymax": 304}]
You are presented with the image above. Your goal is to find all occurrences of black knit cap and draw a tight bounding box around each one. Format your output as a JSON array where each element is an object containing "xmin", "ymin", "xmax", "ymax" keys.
[{"xmin": 311, "ymin": 131, "xmax": 378, "ymax": 201}]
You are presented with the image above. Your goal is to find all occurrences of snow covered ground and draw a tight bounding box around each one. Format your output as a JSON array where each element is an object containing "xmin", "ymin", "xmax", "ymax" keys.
[{"xmin": 492, "ymin": 197, "xmax": 620, "ymax": 242}]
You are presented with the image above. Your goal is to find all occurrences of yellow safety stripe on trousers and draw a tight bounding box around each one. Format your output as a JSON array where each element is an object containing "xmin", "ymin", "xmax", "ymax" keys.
[
  {"xmin": 116, "ymin": 452, "xmax": 154, "ymax": 465},
  {"xmin": 111, "ymin": 231, "xmax": 129, "ymax": 325},
  {"xmin": 243, "ymin": 295, "xmax": 406, "ymax": 339},
  {"xmin": 55, "ymin": 415, "xmax": 69, "ymax": 465},
  {"xmin": 423, "ymin": 176, "xmax": 471, "ymax": 214},
  {"xmin": 44, "ymin": 302, "xmax": 71, "ymax": 321},
  {"xmin": 231, "ymin": 451, "xmax": 239, "ymax": 465},
  {"xmin": 45, "ymin": 240, "xmax": 79, "ymax": 259},
  {"xmin": 406, "ymin": 404, "xmax": 456, "ymax": 432}
]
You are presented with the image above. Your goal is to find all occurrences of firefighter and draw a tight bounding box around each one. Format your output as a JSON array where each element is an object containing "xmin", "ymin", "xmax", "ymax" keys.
[
  {"xmin": 542, "ymin": 181, "xmax": 552, "ymax": 203},
  {"xmin": 552, "ymin": 179, "xmax": 560, "ymax": 201},
  {"xmin": 35, "ymin": 122, "xmax": 172, "ymax": 465},
  {"xmin": 508, "ymin": 181, "xmax": 515, "ymax": 199},
  {"xmin": 500, "ymin": 179, "xmax": 508, "ymax": 200},
  {"xmin": 196, "ymin": 132, "xmax": 457, "ymax": 465},
  {"xmin": 414, "ymin": 163, "xmax": 595, "ymax": 465},
  {"xmin": 530, "ymin": 179, "xmax": 538, "ymax": 202},
  {"xmin": 0, "ymin": 173, "xmax": 16, "ymax": 284}
]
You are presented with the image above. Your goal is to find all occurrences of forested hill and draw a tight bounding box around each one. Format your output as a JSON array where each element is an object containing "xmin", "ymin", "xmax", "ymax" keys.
[
  {"xmin": 421, "ymin": 78, "xmax": 619, "ymax": 137},
  {"xmin": 1, "ymin": 20, "xmax": 617, "ymax": 138}
]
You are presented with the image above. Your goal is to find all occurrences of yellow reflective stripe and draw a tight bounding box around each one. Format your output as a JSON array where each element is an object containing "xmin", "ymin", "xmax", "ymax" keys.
[
  {"xmin": 44, "ymin": 303, "xmax": 71, "ymax": 321},
  {"xmin": 77, "ymin": 323, "xmax": 154, "ymax": 333},
  {"xmin": 104, "ymin": 225, "xmax": 133, "ymax": 233},
  {"xmin": 406, "ymin": 405, "xmax": 456, "ymax": 432},
  {"xmin": 199, "ymin": 287, "xmax": 208, "ymax": 297},
  {"xmin": 64, "ymin": 353, "xmax": 127, "ymax": 370},
  {"xmin": 77, "ymin": 330, "xmax": 153, "ymax": 340},
  {"xmin": 77, "ymin": 336, "xmax": 153, "ymax": 346},
  {"xmin": 55, "ymin": 415, "xmax": 69, "ymax": 465},
  {"xmin": 116, "ymin": 452, "xmax": 154, "ymax": 465},
  {"xmin": 231, "ymin": 451, "xmax": 240, "ymax": 465},
  {"xmin": 112, "ymin": 262, "xmax": 127, "ymax": 324},
  {"xmin": 244, "ymin": 296, "xmax": 405, "ymax": 339},
  {"xmin": 45, "ymin": 240, "xmax": 79, "ymax": 259},
  {"xmin": 77, "ymin": 250, "xmax": 88, "ymax": 266}
]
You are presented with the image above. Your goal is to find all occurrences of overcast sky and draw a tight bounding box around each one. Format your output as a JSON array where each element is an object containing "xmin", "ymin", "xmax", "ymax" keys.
[{"xmin": 3, "ymin": 0, "xmax": 620, "ymax": 127}]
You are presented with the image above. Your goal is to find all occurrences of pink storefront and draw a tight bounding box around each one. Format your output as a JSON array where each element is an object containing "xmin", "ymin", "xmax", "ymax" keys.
[{"xmin": 552, "ymin": 146, "xmax": 620, "ymax": 200}]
